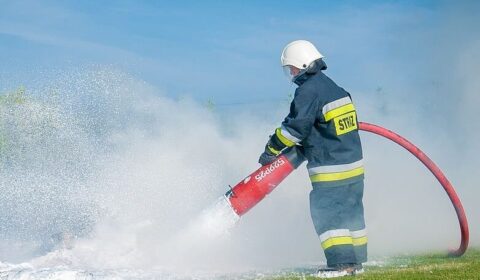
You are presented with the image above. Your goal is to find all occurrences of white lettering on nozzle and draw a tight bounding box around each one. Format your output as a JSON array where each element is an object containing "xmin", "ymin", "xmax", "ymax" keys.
[{"xmin": 255, "ymin": 158, "xmax": 286, "ymax": 182}]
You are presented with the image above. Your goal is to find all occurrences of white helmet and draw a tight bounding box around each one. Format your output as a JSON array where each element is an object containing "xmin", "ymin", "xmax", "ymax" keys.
[{"xmin": 281, "ymin": 40, "xmax": 324, "ymax": 81}]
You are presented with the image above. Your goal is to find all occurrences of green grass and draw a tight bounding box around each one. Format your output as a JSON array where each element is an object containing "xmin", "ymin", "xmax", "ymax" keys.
[{"xmin": 271, "ymin": 248, "xmax": 480, "ymax": 280}]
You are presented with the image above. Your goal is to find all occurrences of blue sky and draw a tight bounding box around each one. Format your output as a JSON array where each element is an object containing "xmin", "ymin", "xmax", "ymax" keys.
[
  {"xmin": 1, "ymin": 0, "xmax": 480, "ymax": 257},
  {"xmin": 0, "ymin": 0, "xmax": 478, "ymax": 109}
]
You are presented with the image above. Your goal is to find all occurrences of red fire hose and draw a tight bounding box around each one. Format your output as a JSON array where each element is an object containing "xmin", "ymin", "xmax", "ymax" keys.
[
  {"xmin": 359, "ymin": 122, "xmax": 469, "ymax": 257},
  {"xmin": 224, "ymin": 122, "xmax": 469, "ymax": 257}
]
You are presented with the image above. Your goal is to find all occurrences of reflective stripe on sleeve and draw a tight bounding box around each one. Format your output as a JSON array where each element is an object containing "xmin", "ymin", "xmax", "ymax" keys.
[
  {"xmin": 324, "ymin": 103, "xmax": 355, "ymax": 121},
  {"xmin": 267, "ymin": 145, "xmax": 281, "ymax": 156},
  {"xmin": 322, "ymin": 97, "xmax": 354, "ymax": 121},
  {"xmin": 275, "ymin": 126, "xmax": 300, "ymax": 147},
  {"xmin": 322, "ymin": 97, "xmax": 352, "ymax": 115}
]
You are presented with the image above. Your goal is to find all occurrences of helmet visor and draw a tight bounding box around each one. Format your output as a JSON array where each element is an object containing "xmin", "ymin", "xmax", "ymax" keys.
[{"xmin": 283, "ymin": 65, "xmax": 302, "ymax": 82}]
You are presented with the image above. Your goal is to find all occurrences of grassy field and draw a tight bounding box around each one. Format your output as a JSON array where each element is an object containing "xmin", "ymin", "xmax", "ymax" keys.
[{"xmin": 272, "ymin": 248, "xmax": 480, "ymax": 280}]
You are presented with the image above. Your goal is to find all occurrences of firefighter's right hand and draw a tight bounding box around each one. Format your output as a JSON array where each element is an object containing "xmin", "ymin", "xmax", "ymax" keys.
[{"xmin": 258, "ymin": 144, "xmax": 279, "ymax": 166}]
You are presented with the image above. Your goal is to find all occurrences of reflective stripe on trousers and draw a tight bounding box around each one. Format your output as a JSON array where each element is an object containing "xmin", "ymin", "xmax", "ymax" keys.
[
  {"xmin": 320, "ymin": 229, "xmax": 368, "ymax": 250},
  {"xmin": 310, "ymin": 180, "xmax": 367, "ymax": 266},
  {"xmin": 309, "ymin": 160, "xmax": 364, "ymax": 185}
]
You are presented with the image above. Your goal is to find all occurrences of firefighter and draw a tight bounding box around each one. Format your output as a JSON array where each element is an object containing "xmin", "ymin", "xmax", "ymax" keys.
[{"xmin": 258, "ymin": 40, "xmax": 367, "ymax": 278}]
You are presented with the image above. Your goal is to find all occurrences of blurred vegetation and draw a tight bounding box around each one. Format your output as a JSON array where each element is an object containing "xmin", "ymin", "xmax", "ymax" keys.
[
  {"xmin": 0, "ymin": 86, "xmax": 28, "ymax": 160},
  {"xmin": 205, "ymin": 98, "xmax": 215, "ymax": 111},
  {"xmin": 0, "ymin": 86, "xmax": 27, "ymax": 105}
]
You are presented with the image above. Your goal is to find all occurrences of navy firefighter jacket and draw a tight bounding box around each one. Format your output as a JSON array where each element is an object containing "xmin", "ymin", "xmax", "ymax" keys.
[{"xmin": 274, "ymin": 59, "xmax": 364, "ymax": 187}]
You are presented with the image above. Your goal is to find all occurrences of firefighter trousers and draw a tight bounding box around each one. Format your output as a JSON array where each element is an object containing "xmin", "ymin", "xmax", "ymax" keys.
[{"xmin": 309, "ymin": 180, "xmax": 367, "ymax": 267}]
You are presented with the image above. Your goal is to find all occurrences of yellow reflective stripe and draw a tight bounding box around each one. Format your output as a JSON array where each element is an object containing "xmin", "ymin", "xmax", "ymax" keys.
[
  {"xmin": 334, "ymin": 111, "xmax": 357, "ymax": 136},
  {"xmin": 321, "ymin": 236, "xmax": 353, "ymax": 250},
  {"xmin": 308, "ymin": 160, "xmax": 363, "ymax": 175},
  {"xmin": 319, "ymin": 229, "xmax": 350, "ymax": 242},
  {"xmin": 353, "ymin": 236, "xmax": 368, "ymax": 246},
  {"xmin": 322, "ymin": 97, "xmax": 352, "ymax": 115},
  {"xmin": 267, "ymin": 145, "xmax": 281, "ymax": 156},
  {"xmin": 324, "ymin": 103, "xmax": 355, "ymax": 121},
  {"xmin": 310, "ymin": 167, "xmax": 364, "ymax": 182},
  {"xmin": 275, "ymin": 128, "xmax": 296, "ymax": 147}
]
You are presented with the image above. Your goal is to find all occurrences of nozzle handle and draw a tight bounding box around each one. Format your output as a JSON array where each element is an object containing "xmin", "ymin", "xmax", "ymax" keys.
[{"xmin": 282, "ymin": 146, "xmax": 306, "ymax": 169}]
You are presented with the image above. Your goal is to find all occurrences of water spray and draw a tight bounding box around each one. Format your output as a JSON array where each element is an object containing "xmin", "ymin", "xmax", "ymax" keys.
[{"xmin": 221, "ymin": 122, "xmax": 469, "ymax": 256}]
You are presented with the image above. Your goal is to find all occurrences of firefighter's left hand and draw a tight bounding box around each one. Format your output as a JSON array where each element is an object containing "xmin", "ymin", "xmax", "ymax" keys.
[{"xmin": 258, "ymin": 146, "xmax": 278, "ymax": 166}]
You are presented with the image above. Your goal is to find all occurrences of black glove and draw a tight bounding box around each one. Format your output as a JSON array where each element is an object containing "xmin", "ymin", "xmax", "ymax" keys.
[
  {"xmin": 258, "ymin": 147, "xmax": 278, "ymax": 166},
  {"xmin": 258, "ymin": 134, "xmax": 286, "ymax": 166}
]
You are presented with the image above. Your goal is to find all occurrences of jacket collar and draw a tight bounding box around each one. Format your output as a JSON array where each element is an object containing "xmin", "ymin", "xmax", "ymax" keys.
[{"xmin": 293, "ymin": 59, "xmax": 327, "ymax": 86}]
